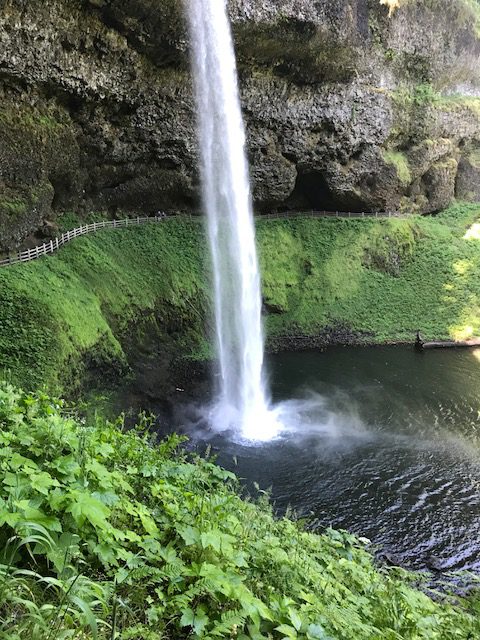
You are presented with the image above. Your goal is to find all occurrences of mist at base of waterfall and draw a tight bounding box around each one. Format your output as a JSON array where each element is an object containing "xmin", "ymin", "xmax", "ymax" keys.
[
  {"xmin": 166, "ymin": 346, "xmax": 480, "ymax": 578},
  {"xmin": 181, "ymin": 384, "xmax": 368, "ymax": 446}
]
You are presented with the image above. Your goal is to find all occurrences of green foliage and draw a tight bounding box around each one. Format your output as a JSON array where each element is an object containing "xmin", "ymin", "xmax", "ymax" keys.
[
  {"xmin": 258, "ymin": 203, "xmax": 480, "ymax": 343},
  {"xmin": 362, "ymin": 218, "xmax": 417, "ymax": 276},
  {"xmin": 0, "ymin": 198, "xmax": 28, "ymax": 218},
  {"xmin": 0, "ymin": 108, "xmax": 64, "ymax": 132},
  {"xmin": 411, "ymin": 84, "xmax": 441, "ymax": 106},
  {"xmin": 0, "ymin": 382, "xmax": 479, "ymax": 638},
  {"xmin": 0, "ymin": 219, "xmax": 209, "ymax": 392},
  {"xmin": 56, "ymin": 211, "xmax": 110, "ymax": 232},
  {"xmin": 2, "ymin": 204, "xmax": 480, "ymax": 392},
  {"xmin": 391, "ymin": 84, "xmax": 441, "ymax": 115}
]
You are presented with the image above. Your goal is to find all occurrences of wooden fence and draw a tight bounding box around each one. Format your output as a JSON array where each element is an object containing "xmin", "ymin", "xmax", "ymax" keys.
[
  {"xmin": 259, "ymin": 210, "xmax": 404, "ymax": 220},
  {"xmin": 0, "ymin": 209, "xmax": 403, "ymax": 268},
  {"xmin": 0, "ymin": 216, "xmax": 166, "ymax": 267}
]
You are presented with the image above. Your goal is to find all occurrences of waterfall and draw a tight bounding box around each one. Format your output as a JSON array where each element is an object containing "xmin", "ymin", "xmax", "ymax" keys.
[{"xmin": 186, "ymin": 0, "xmax": 278, "ymax": 440}]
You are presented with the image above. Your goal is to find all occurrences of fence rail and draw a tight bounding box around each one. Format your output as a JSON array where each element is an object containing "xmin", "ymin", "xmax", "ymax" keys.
[
  {"xmin": 0, "ymin": 216, "xmax": 166, "ymax": 267},
  {"xmin": 259, "ymin": 210, "xmax": 404, "ymax": 220},
  {"xmin": 0, "ymin": 209, "xmax": 403, "ymax": 268}
]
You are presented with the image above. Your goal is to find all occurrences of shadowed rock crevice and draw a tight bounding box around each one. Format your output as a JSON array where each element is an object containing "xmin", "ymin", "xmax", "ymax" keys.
[{"xmin": 290, "ymin": 170, "xmax": 371, "ymax": 212}]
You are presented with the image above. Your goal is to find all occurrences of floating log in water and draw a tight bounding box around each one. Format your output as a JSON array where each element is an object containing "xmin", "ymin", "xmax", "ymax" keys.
[{"xmin": 420, "ymin": 338, "xmax": 480, "ymax": 350}]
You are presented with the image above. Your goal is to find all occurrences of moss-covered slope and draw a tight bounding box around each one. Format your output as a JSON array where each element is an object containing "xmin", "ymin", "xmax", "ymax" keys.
[
  {"xmin": 1, "ymin": 204, "xmax": 480, "ymax": 392},
  {"xmin": 0, "ymin": 218, "xmax": 208, "ymax": 392},
  {"xmin": 259, "ymin": 203, "xmax": 480, "ymax": 344}
]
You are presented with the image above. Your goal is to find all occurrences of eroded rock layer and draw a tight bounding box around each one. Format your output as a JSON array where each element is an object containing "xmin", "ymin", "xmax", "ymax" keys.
[{"xmin": 1, "ymin": 0, "xmax": 480, "ymax": 250}]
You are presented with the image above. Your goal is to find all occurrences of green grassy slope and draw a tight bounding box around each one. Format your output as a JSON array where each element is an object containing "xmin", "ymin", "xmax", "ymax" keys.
[
  {"xmin": 0, "ymin": 382, "xmax": 479, "ymax": 639},
  {"xmin": 0, "ymin": 219, "xmax": 208, "ymax": 391},
  {"xmin": 259, "ymin": 203, "xmax": 480, "ymax": 343},
  {"xmin": 1, "ymin": 203, "xmax": 479, "ymax": 392}
]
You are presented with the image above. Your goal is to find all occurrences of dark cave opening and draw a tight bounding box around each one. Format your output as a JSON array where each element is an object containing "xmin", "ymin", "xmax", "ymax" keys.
[{"xmin": 289, "ymin": 171, "xmax": 366, "ymax": 213}]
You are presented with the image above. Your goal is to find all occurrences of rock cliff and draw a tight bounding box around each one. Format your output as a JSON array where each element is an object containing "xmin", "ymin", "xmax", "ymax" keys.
[{"xmin": 0, "ymin": 0, "xmax": 480, "ymax": 251}]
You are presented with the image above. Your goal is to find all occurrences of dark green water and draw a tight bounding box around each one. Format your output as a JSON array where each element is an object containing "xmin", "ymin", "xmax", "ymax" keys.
[{"xmin": 174, "ymin": 346, "xmax": 480, "ymax": 574}]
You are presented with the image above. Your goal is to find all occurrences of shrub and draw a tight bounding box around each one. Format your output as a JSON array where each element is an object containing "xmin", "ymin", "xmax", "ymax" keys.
[{"xmin": 0, "ymin": 382, "xmax": 479, "ymax": 638}]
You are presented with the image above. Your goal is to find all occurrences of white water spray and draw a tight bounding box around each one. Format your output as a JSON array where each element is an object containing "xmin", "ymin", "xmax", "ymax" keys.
[{"xmin": 186, "ymin": 0, "xmax": 278, "ymax": 440}]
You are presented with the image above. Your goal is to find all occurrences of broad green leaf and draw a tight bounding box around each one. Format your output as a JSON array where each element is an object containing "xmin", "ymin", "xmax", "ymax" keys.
[
  {"xmin": 94, "ymin": 542, "xmax": 118, "ymax": 566},
  {"xmin": 86, "ymin": 459, "xmax": 113, "ymax": 489},
  {"xmin": 178, "ymin": 525, "xmax": 200, "ymax": 546},
  {"xmin": 231, "ymin": 551, "xmax": 248, "ymax": 567},
  {"xmin": 0, "ymin": 509, "xmax": 21, "ymax": 527},
  {"xmin": 275, "ymin": 623, "xmax": 298, "ymax": 639},
  {"xmin": 136, "ymin": 504, "xmax": 159, "ymax": 536},
  {"xmin": 96, "ymin": 442, "xmax": 115, "ymax": 458},
  {"xmin": 193, "ymin": 606, "xmax": 209, "ymax": 635},
  {"xmin": 30, "ymin": 471, "xmax": 59, "ymax": 495},
  {"xmin": 20, "ymin": 506, "xmax": 62, "ymax": 532},
  {"xmin": 51, "ymin": 454, "xmax": 81, "ymax": 479},
  {"xmin": 9, "ymin": 452, "xmax": 37, "ymax": 470},
  {"xmin": 307, "ymin": 624, "xmax": 331, "ymax": 640},
  {"xmin": 180, "ymin": 607, "xmax": 195, "ymax": 628},
  {"xmin": 66, "ymin": 491, "xmax": 110, "ymax": 529},
  {"xmin": 200, "ymin": 530, "xmax": 222, "ymax": 552},
  {"xmin": 288, "ymin": 608, "xmax": 303, "ymax": 632}
]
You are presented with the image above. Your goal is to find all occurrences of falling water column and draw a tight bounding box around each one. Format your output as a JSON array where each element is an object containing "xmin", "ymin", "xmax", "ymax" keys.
[{"xmin": 186, "ymin": 0, "xmax": 277, "ymax": 439}]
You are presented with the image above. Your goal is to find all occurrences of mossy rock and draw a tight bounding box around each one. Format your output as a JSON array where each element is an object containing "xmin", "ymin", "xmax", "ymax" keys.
[
  {"xmin": 382, "ymin": 150, "xmax": 412, "ymax": 187},
  {"xmin": 0, "ymin": 99, "xmax": 82, "ymax": 251}
]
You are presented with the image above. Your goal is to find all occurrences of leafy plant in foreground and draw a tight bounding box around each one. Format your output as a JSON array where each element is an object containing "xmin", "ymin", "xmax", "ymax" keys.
[{"xmin": 0, "ymin": 382, "xmax": 479, "ymax": 638}]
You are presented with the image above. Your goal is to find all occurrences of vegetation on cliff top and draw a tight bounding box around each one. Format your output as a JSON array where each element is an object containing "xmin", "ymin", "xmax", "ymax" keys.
[
  {"xmin": 0, "ymin": 203, "xmax": 479, "ymax": 393},
  {"xmin": 0, "ymin": 382, "xmax": 479, "ymax": 639},
  {"xmin": 380, "ymin": 0, "xmax": 402, "ymax": 17}
]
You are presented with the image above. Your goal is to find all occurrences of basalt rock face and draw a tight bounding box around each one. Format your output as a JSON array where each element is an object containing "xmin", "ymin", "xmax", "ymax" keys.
[{"xmin": 0, "ymin": 0, "xmax": 480, "ymax": 251}]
